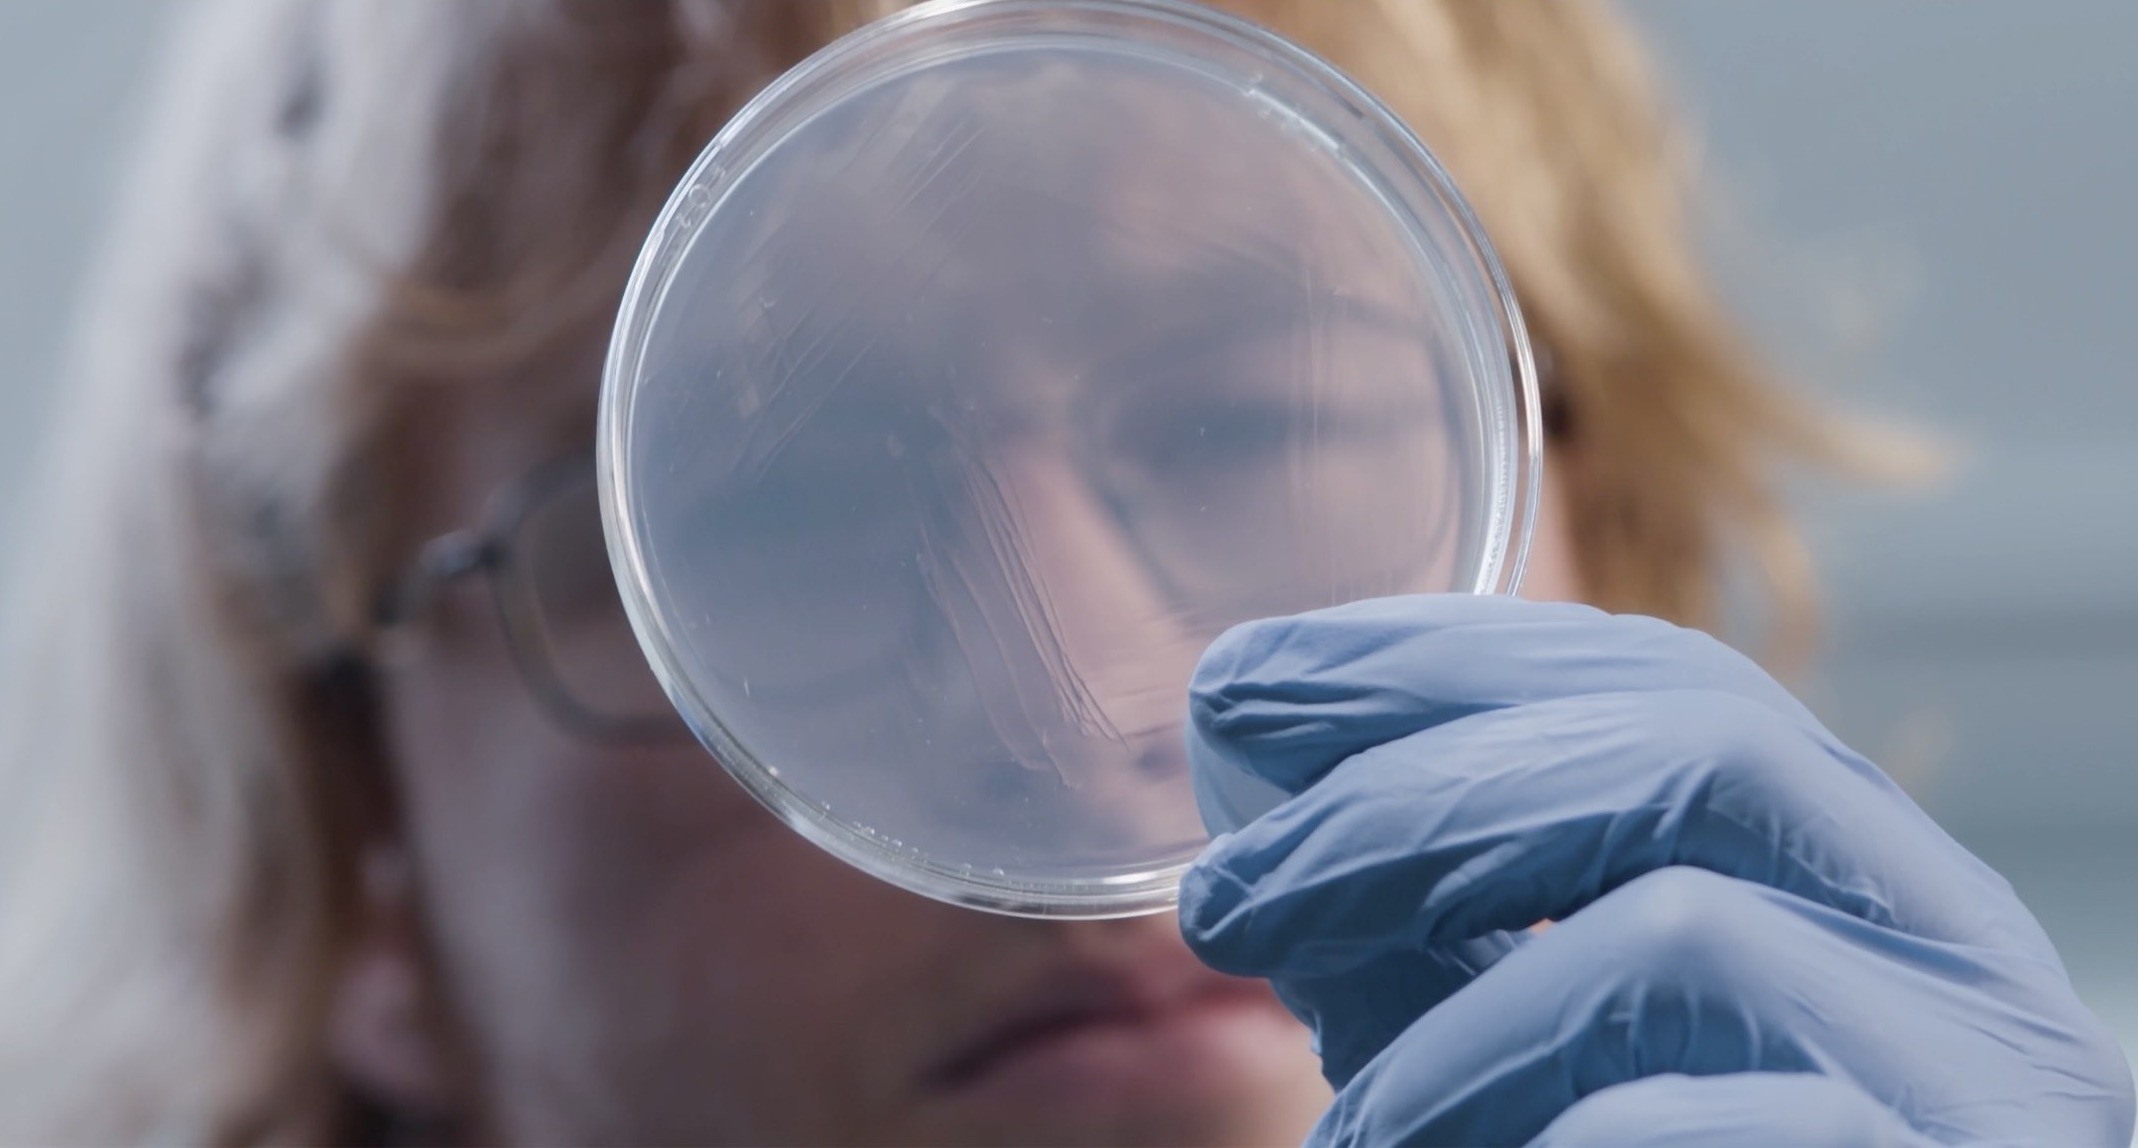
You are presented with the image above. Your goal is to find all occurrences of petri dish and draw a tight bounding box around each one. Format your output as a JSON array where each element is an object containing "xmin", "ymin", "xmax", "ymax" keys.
[{"xmin": 599, "ymin": 0, "xmax": 1541, "ymax": 918}]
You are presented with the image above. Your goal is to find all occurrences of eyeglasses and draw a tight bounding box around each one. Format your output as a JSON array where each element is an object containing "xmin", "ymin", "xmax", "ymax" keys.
[
  {"xmin": 375, "ymin": 455, "xmax": 693, "ymax": 745},
  {"xmin": 367, "ymin": 339, "xmax": 1566, "ymax": 748}
]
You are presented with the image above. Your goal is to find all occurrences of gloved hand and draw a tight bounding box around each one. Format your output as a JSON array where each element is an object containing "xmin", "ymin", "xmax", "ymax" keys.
[{"xmin": 1179, "ymin": 594, "xmax": 2135, "ymax": 1146}]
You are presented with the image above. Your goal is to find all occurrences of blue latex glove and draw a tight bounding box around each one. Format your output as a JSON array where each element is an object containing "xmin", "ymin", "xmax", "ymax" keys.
[{"xmin": 1179, "ymin": 595, "xmax": 2135, "ymax": 1146}]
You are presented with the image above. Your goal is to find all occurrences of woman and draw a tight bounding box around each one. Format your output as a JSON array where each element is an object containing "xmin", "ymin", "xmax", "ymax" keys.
[{"xmin": 1, "ymin": 1, "xmax": 2125, "ymax": 1143}]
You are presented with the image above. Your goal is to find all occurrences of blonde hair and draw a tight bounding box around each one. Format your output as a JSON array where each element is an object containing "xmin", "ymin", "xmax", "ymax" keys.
[
  {"xmin": 1236, "ymin": 1, "xmax": 1874, "ymax": 642},
  {"xmin": 0, "ymin": 0, "xmax": 1849, "ymax": 1139}
]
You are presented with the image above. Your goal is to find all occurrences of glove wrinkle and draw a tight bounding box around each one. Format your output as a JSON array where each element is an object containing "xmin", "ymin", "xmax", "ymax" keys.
[
  {"xmin": 1527, "ymin": 1073, "xmax": 1935, "ymax": 1148},
  {"xmin": 1179, "ymin": 595, "xmax": 2136, "ymax": 1146}
]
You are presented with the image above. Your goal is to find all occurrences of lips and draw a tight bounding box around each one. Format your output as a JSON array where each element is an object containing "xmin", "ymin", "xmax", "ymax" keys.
[{"xmin": 920, "ymin": 959, "xmax": 1287, "ymax": 1095}]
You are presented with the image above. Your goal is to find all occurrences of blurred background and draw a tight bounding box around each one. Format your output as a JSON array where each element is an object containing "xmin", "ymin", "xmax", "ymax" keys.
[{"xmin": 2, "ymin": 0, "xmax": 2132, "ymax": 1076}]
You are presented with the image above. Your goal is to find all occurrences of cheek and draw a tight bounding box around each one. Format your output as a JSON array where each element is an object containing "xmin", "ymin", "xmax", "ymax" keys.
[
  {"xmin": 1517, "ymin": 456, "xmax": 1585, "ymax": 604},
  {"xmin": 381, "ymin": 635, "xmax": 986, "ymax": 1137}
]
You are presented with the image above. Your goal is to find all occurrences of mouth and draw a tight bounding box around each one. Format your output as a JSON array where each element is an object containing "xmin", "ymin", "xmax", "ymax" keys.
[{"xmin": 920, "ymin": 964, "xmax": 1288, "ymax": 1098}]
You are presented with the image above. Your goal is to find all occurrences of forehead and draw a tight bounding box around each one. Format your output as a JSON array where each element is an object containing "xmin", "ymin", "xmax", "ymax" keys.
[
  {"xmin": 638, "ymin": 47, "xmax": 1441, "ymax": 416},
  {"xmin": 419, "ymin": 42, "xmax": 1454, "ymax": 525}
]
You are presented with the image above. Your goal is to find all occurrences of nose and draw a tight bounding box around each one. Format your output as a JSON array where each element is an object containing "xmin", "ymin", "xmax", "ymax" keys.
[
  {"xmin": 998, "ymin": 441, "xmax": 1198, "ymax": 753},
  {"xmin": 925, "ymin": 435, "xmax": 1208, "ymax": 842}
]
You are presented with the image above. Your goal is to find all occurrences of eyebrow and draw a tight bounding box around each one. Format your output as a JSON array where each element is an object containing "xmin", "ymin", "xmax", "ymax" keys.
[{"xmin": 1071, "ymin": 291, "xmax": 1431, "ymax": 375}]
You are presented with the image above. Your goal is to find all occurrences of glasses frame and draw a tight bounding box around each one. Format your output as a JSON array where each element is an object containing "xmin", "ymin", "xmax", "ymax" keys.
[{"xmin": 374, "ymin": 455, "xmax": 693, "ymax": 746}]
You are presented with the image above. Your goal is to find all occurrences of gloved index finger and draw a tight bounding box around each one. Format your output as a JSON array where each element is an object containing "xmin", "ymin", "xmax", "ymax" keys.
[
  {"xmin": 1189, "ymin": 593, "xmax": 1821, "ymax": 799},
  {"xmin": 1187, "ymin": 688, "xmax": 2053, "ymax": 976}
]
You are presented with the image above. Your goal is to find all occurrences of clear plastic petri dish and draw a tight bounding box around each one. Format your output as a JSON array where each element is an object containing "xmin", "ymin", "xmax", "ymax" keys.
[{"xmin": 599, "ymin": 0, "xmax": 1540, "ymax": 918}]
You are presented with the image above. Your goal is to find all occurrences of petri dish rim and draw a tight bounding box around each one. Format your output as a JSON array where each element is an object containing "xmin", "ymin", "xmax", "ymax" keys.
[{"xmin": 598, "ymin": 0, "xmax": 1542, "ymax": 919}]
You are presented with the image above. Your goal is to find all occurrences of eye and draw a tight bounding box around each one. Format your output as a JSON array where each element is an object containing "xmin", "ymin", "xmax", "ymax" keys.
[
  {"xmin": 1541, "ymin": 383, "xmax": 1576, "ymax": 441},
  {"xmin": 1149, "ymin": 403, "xmax": 1297, "ymax": 471},
  {"xmin": 715, "ymin": 408, "xmax": 924, "ymax": 540}
]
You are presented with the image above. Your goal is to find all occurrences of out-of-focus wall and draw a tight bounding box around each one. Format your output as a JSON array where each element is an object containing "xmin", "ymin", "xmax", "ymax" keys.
[
  {"xmin": 0, "ymin": 1, "xmax": 171, "ymax": 576},
  {"xmin": 1622, "ymin": 0, "xmax": 2138, "ymax": 1068},
  {"xmin": 2, "ymin": 0, "xmax": 2133, "ymax": 1091}
]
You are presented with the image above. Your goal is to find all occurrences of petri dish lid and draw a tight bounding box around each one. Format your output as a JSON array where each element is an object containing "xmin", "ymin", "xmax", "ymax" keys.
[{"xmin": 600, "ymin": 0, "xmax": 1540, "ymax": 918}]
